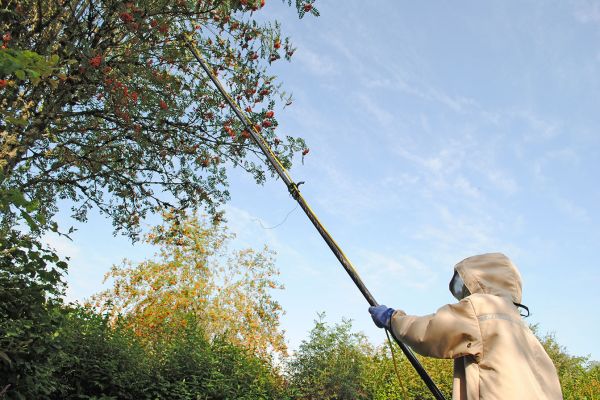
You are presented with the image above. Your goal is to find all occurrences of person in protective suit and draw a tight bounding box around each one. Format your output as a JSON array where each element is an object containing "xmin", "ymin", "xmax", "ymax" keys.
[{"xmin": 368, "ymin": 253, "xmax": 562, "ymax": 399}]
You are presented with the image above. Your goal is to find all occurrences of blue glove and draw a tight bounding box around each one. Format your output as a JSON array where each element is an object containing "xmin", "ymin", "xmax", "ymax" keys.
[{"xmin": 368, "ymin": 305, "xmax": 395, "ymax": 329}]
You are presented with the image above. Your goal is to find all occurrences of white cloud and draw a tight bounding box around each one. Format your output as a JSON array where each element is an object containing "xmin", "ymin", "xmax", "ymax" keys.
[
  {"xmin": 411, "ymin": 204, "xmax": 517, "ymax": 257},
  {"xmin": 308, "ymin": 162, "xmax": 389, "ymax": 220},
  {"xmin": 546, "ymin": 148, "xmax": 580, "ymax": 164},
  {"xmin": 486, "ymin": 169, "xmax": 519, "ymax": 195},
  {"xmin": 295, "ymin": 47, "xmax": 337, "ymax": 76},
  {"xmin": 454, "ymin": 176, "xmax": 482, "ymax": 198},
  {"xmin": 328, "ymin": 26, "xmax": 477, "ymax": 114},
  {"xmin": 555, "ymin": 197, "xmax": 589, "ymax": 222},
  {"xmin": 356, "ymin": 94, "xmax": 394, "ymax": 127},
  {"xmin": 574, "ymin": 0, "xmax": 600, "ymax": 24},
  {"xmin": 533, "ymin": 147, "xmax": 580, "ymax": 183},
  {"xmin": 394, "ymin": 145, "xmax": 463, "ymax": 176},
  {"xmin": 358, "ymin": 250, "xmax": 437, "ymax": 289},
  {"xmin": 515, "ymin": 110, "xmax": 560, "ymax": 141}
]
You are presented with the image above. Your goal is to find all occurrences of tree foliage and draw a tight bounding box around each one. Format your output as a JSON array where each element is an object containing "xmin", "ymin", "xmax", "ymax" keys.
[
  {"xmin": 287, "ymin": 314, "xmax": 374, "ymax": 400},
  {"xmin": 0, "ymin": 221, "xmax": 286, "ymax": 399},
  {"xmin": 0, "ymin": 230, "xmax": 67, "ymax": 398},
  {"xmin": 0, "ymin": 0, "xmax": 317, "ymax": 239},
  {"xmin": 538, "ymin": 331, "xmax": 600, "ymax": 400},
  {"xmin": 2, "ymin": 303, "xmax": 286, "ymax": 399},
  {"xmin": 286, "ymin": 316, "xmax": 599, "ymax": 400},
  {"xmin": 91, "ymin": 212, "xmax": 286, "ymax": 357}
]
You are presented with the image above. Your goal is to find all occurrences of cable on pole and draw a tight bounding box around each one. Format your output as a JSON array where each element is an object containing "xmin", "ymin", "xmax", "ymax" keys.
[{"xmin": 182, "ymin": 33, "xmax": 448, "ymax": 400}]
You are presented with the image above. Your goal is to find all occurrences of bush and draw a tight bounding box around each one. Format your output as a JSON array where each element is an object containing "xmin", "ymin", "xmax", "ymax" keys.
[
  {"xmin": 146, "ymin": 315, "xmax": 287, "ymax": 400},
  {"xmin": 0, "ymin": 230, "xmax": 286, "ymax": 399},
  {"xmin": 539, "ymin": 331, "xmax": 600, "ymax": 400},
  {"xmin": 287, "ymin": 316, "xmax": 598, "ymax": 400},
  {"xmin": 0, "ymin": 231, "xmax": 67, "ymax": 399},
  {"xmin": 50, "ymin": 306, "xmax": 151, "ymax": 399},
  {"xmin": 286, "ymin": 314, "xmax": 373, "ymax": 400}
]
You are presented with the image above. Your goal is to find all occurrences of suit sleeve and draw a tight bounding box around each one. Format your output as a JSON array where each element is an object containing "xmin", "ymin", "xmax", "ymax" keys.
[{"xmin": 389, "ymin": 298, "xmax": 482, "ymax": 359}]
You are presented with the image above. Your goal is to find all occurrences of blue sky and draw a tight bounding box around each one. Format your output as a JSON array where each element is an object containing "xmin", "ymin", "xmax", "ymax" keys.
[{"xmin": 49, "ymin": 1, "xmax": 599, "ymax": 361}]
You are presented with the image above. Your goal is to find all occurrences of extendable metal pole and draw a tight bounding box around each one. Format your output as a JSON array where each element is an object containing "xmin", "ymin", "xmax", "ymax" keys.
[{"xmin": 184, "ymin": 36, "xmax": 447, "ymax": 400}]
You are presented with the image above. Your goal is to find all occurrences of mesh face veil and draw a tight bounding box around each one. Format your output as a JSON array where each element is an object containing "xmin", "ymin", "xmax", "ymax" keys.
[{"xmin": 449, "ymin": 271, "xmax": 470, "ymax": 300}]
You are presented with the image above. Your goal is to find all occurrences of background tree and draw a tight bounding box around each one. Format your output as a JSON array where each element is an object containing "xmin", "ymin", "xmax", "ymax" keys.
[
  {"xmin": 0, "ymin": 0, "xmax": 318, "ymax": 239},
  {"xmin": 286, "ymin": 314, "xmax": 374, "ymax": 400},
  {"xmin": 287, "ymin": 316, "xmax": 598, "ymax": 400},
  {"xmin": 91, "ymin": 211, "xmax": 287, "ymax": 357},
  {"xmin": 538, "ymin": 330, "xmax": 600, "ymax": 400}
]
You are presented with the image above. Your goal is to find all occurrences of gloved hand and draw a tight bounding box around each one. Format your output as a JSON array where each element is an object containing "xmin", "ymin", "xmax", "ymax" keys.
[{"xmin": 368, "ymin": 305, "xmax": 395, "ymax": 329}]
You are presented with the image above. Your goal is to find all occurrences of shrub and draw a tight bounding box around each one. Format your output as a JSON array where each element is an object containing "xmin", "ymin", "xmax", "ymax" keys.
[
  {"xmin": 0, "ymin": 231, "xmax": 67, "ymax": 399},
  {"xmin": 286, "ymin": 314, "xmax": 373, "ymax": 400}
]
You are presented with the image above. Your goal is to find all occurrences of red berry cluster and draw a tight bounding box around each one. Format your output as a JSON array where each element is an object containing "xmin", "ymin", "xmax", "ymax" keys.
[
  {"xmin": 89, "ymin": 55, "xmax": 102, "ymax": 68},
  {"xmin": 262, "ymin": 110, "xmax": 275, "ymax": 128},
  {"xmin": 120, "ymin": 12, "xmax": 134, "ymax": 23},
  {"xmin": 240, "ymin": 0, "xmax": 266, "ymax": 11},
  {"xmin": 2, "ymin": 32, "xmax": 10, "ymax": 48},
  {"xmin": 223, "ymin": 122, "xmax": 236, "ymax": 139},
  {"xmin": 101, "ymin": 77, "xmax": 142, "ymax": 122}
]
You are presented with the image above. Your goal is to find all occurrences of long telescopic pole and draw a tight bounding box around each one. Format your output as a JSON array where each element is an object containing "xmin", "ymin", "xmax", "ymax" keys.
[{"xmin": 184, "ymin": 36, "xmax": 447, "ymax": 400}]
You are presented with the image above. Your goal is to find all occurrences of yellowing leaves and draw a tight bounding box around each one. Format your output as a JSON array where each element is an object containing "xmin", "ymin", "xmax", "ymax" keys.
[{"xmin": 91, "ymin": 211, "xmax": 286, "ymax": 357}]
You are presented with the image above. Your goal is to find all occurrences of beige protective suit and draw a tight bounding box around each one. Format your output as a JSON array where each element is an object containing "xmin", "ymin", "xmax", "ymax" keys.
[{"xmin": 390, "ymin": 253, "xmax": 563, "ymax": 399}]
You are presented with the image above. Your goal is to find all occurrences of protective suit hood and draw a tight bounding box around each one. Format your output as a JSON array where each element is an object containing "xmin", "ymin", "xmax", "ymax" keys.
[{"xmin": 454, "ymin": 252, "xmax": 522, "ymax": 304}]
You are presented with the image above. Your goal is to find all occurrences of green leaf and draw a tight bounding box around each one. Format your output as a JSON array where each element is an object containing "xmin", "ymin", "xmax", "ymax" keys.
[
  {"xmin": 5, "ymin": 116, "xmax": 28, "ymax": 126},
  {"xmin": 0, "ymin": 351, "xmax": 12, "ymax": 366},
  {"xmin": 15, "ymin": 69, "xmax": 26, "ymax": 80},
  {"xmin": 26, "ymin": 68, "xmax": 40, "ymax": 78},
  {"xmin": 35, "ymin": 212, "xmax": 46, "ymax": 225},
  {"xmin": 27, "ymin": 198, "xmax": 40, "ymax": 213},
  {"xmin": 21, "ymin": 210, "xmax": 39, "ymax": 231},
  {"xmin": 7, "ymin": 188, "xmax": 28, "ymax": 207}
]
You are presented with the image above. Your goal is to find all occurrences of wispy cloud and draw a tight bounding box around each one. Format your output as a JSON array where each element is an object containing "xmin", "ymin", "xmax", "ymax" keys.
[
  {"xmin": 295, "ymin": 47, "xmax": 337, "ymax": 76},
  {"xmin": 574, "ymin": 0, "xmax": 600, "ymax": 24},
  {"xmin": 485, "ymin": 169, "xmax": 519, "ymax": 195},
  {"xmin": 555, "ymin": 197, "xmax": 590, "ymax": 223},
  {"xmin": 311, "ymin": 163, "xmax": 388, "ymax": 220},
  {"xmin": 514, "ymin": 110, "xmax": 560, "ymax": 141},
  {"xmin": 358, "ymin": 250, "xmax": 438, "ymax": 289},
  {"xmin": 533, "ymin": 147, "xmax": 580, "ymax": 183},
  {"xmin": 454, "ymin": 175, "xmax": 482, "ymax": 198},
  {"xmin": 356, "ymin": 93, "xmax": 394, "ymax": 127},
  {"xmin": 393, "ymin": 145, "xmax": 465, "ymax": 176},
  {"xmin": 360, "ymin": 69, "xmax": 478, "ymax": 113},
  {"xmin": 411, "ymin": 204, "xmax": 519, "ymax": 257}
]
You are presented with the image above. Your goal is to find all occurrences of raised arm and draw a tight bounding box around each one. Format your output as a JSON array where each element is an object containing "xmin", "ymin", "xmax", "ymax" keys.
[{"xmin": 390, "ymin": 298, "xmax": 482, "ymax": 359}]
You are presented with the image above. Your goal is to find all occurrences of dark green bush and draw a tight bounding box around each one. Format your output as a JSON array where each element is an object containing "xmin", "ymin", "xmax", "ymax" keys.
[
  {"xmin": 145, "ymin": 317, "xmax": 287, "ymax": 400},
  {"xmin": 0, "ymin": 231, "xmax": 67, "ymax": 399},
  {"xmin": 0, "ymin": 231, "xmax": 286, "ymax": 399},
  {"xmin": 286, "ymin": 314, "xmax": 373, "ymax": 400},
  {"xmin": 50, "ymin": 307, "xmax": 151, "ymax": 399}
]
